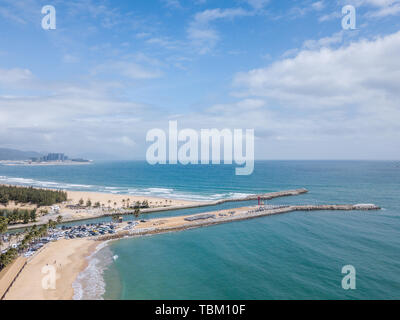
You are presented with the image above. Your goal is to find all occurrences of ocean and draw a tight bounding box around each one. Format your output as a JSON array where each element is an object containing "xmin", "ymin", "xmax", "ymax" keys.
[{"xmin": 0, "ymin": 161, "xmax": 399, "ymax": 299}]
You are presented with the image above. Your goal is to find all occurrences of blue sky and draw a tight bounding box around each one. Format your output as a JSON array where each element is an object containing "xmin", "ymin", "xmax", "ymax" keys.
[{"xmin": 0, "ymin": 0, "xmax": 399, "ymax": 159}]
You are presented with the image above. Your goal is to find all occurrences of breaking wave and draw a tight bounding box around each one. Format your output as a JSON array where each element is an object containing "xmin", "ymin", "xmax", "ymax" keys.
[
  {"xmin": 0, "ymin": 175, "xmax": 252, "ymax": 201},
  {"xmin": 72, "ymin": 241, "xmax": 113, "ymax": 300}
]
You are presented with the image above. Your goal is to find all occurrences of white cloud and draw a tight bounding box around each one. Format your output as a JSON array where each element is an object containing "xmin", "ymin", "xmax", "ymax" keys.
[
  {"xmin": 187, "ymin": 8, "xmax": 252, "ymax": 54},
  {"xmin": 0, "ymin": 78, "xmax": 151, "ymax": 158},
  {"xmin": 146, "ymin": 37, "xmax": 183, "ymax": 50},
  {"xmin": 311, "ymin": 1, "xmax": 326, "ymax": 11},
  {"xmin": 244, "ymin": 0, "xmax": 270, "ymax": 10},
  {"xmin": 112, "ymin": 136, "xmax": 136, "ymax": 147},
  {"xmin": 207, "ymin": 99, "xmax": 266, "ymax": 113},
  {"xmin": 341, "ymin": 0, "xmax": 400, "ymax": 17},
  {"xmin": 290, "ymin": 0, "xmax": 327, "ymax": 17},
  {"xmin": 231, "ymin": 31, "xmax": 400, "ymax": 143},
  {"xmin": 282, "ymin": 31, "xmax": 350, "ymax": 58},
  {"xmin": 93, "ymin": 62, "xmax": 162, "ymax": 80},
  {"xmin": 162, "ymin": 0, "xmax": 182, "ymax": 9},
  {"xmin": 369, "ymin": 2, "xmax": 400, "ymax": 16},
  {"xmin": 0, "ymin": 6, "xmax": 27, "ymax": 24},
  {"xmin": 0, "ymin": 68, "xmax": 33, "ymax": 84},
  {"xmin": 318, "ymin": 11, "xmax": 341, "ymax": 22},
  {"xmin": 302, "ymin": 31, "xmax": 345, "ymax": 50}
]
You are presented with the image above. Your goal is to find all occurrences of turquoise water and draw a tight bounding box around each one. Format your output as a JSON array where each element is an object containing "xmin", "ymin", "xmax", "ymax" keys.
[{"xmin": 1, "ymin": 161, "xmax": 399, "ymax": 299}]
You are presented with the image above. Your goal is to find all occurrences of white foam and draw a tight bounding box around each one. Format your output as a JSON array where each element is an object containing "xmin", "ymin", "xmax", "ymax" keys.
[
  {"xmin": 0, "ymin": 175, "xmax": 252, "ymax": 202},
  {"xmin": 0, "ymin": 175, "xmax": 94, "ymax": 190},
  {"xmin": 72, "ymin": 241, "xmax": 113, "ymax": 300},
  {"xmin": 146, "ymin": 187, "xmax": 174, "ymax": 193}
]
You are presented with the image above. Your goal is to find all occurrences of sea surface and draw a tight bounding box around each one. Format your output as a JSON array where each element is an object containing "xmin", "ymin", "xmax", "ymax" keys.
[{"xmin": 0, "ymin": 161, "xmax": 399, "ymax": 299}]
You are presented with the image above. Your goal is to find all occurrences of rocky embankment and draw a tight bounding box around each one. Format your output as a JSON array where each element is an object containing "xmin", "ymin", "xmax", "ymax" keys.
[{"xmin": 97, "ymin": 202, "xmax": 380, "ymax": 241}]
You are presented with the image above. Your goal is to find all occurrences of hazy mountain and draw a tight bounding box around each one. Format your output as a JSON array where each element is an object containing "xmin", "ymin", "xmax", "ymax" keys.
[{"xmin": 0, "ymin": 148, "xmax": 43, "ymax": 160}]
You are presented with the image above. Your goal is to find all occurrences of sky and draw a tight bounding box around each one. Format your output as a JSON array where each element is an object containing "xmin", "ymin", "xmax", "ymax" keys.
[{"xmin": 0, "ymin": 0, "xmax": 399, "ymax": 160}]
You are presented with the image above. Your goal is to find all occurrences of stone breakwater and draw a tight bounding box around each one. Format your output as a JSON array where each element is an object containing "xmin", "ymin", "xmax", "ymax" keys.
[
  {"xmin": 211, "ymin": 188, "xmax": 309, "ymax": 204},
  {"xmin": 97, "ymin": 203, "xmax": 380, "ymax": 241},
  {"xmin": 116, "ymin": 188, "xmax": 310, "ymax": 215}
]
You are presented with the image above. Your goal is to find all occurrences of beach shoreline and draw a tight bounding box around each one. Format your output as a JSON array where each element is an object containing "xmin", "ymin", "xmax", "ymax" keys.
[
  {"xmin": 1, "ymin": 184, "xmax": 380, "ymax": 300},
  {"xmin": 4, "ymin": 239, "xmax": 99, "ymax": 300},
  {"xmin": 4, "ymin": 188, "xmax": 203, "ymax": 230},
  {"xmin": 4, "ymin": 187, "xmax": 307, "ymax": 230},
  {"xmin": 3, "ymin": 203, "xmax": 380, "ymax": 299}
]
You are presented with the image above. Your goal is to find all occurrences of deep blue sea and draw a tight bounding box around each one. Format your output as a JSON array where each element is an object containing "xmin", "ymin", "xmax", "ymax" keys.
[{"xmin": 1, "ymin": 161, "xmax": 399, "ymax": 299}]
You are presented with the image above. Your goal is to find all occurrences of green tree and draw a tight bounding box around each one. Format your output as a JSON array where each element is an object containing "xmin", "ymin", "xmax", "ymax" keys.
[
  {"xmin": 23, "ymin": 210, "xmax": 30, "ymax": 224},
  {"xmin": 0, "ymin": 185, "xmax": 67, "ymax": 207},
  {"xmin": 142, "ymin": 200, "xmax": 149, "ymax": 208},
  {"xmin": 30, "ymin": 209, "xmax": 37, "ymax": 222},
  {"xmin": 0, "ymin": 217, "xmax": 9, "ymax": 233},
  {"xmin": 48, "ymin": 219, "xmax": 56, "ymax": 229},
  {"xmin": 0, "ymin": 216, "xmax": 8, "ymax": 247}
]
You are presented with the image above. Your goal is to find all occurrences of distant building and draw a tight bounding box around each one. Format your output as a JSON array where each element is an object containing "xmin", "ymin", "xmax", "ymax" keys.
[
  {"xmin": 28, "ymin": 153, "xmax": 89, "ymax": 163},
  {"xmin": 42, "ymin": 153, "xmax": 67, "ymax": 161}
]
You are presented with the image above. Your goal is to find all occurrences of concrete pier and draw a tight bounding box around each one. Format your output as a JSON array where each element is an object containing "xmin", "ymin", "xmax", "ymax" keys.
[{"xmin": 98, "ymin": 203, "xmax": 380, "ymax": 241}]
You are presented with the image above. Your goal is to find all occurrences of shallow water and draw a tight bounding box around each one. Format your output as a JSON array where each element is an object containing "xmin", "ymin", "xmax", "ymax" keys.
[{"xmin": 1, "ymin": 161, "xmax": 399, "ymax": 299}]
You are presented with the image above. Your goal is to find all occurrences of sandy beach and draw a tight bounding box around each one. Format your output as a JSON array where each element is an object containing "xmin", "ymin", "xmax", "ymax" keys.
[
  {"xmin": 2, "ymin": 198, "xmax": 380, "ymax": 300},
  {"xmin": 4, "ymin": 239, "xmax": 99, "ymax": 300},
  {"xmin": 3, "ymin": 187, "xmax": 201, "ymax": 229},
  {"xmin": 66, "ymin": 190, "xmax": 196, "ymax": 209},
  {"xmin": 57, "ymin": 190, "xmax": 200, "ymax": 222}
]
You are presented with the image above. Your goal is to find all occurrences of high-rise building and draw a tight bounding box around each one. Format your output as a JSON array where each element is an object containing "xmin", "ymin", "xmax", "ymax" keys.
[{"xmin": 41, "ymin": 153, "xmax": 67, "ymax": 161}]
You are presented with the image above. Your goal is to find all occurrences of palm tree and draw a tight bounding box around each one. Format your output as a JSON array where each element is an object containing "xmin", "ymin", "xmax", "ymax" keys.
[
  {"xmin": 7, "ymin": 233, "xmax": 14, "ymax": 250},
  {"xmin": 48, "ymin": 219, "xmax": 56, "ymax": 229},
  {"xmin": 0, "ymin": 216, "xmax": 7, "ymax": 234}
]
